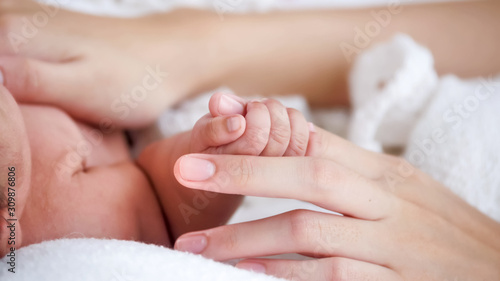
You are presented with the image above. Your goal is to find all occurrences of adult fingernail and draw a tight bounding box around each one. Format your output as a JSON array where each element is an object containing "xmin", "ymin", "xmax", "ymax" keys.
[
  {"xmin": 219, "ymin": 95, "xmax": 244, "ymax": 115},
  {"xmin": 226, "ymin": 116, "xmax": 241, "ymax": 132},
  {"xmin": 174, "ymin": 234, "xmax": 207, "ymax": 254},
  {"xmin": 179, "ymin": 156, "xmax": 215, "ymax": 181},
  {"xmin": 236, "ymin": 262, "xmax": 266, "ymax": 274}
]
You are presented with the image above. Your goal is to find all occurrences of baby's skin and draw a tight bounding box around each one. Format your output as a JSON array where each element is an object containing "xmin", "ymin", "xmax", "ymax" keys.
[{"xmin": 0, "ymin": 87, "xmax": 319, "ymax": 256}]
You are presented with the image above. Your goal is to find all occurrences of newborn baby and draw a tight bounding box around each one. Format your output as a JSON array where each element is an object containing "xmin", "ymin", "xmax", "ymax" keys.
[{"xmin": 0, "ymin": 87, "xmax": 317, "ymax": 256}]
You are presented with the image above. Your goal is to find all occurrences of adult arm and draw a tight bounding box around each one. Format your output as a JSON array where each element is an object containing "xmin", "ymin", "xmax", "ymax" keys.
[
  {"xmin": 1, "ymin": 1, "xmax": 500, "ymax": 123},
  {"xmin": 209, "ymin": 0, "xmax": 500, "ymax": 107}
]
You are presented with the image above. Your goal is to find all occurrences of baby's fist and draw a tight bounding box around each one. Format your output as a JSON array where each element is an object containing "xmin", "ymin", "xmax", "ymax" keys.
[{"xmin": 190, "ymin": 93, "xmax": 314, "ymax": 157}]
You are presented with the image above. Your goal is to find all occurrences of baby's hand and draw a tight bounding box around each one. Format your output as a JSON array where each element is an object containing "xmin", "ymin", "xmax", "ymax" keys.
[{"xmin": 190, "ymin": 93, "xmax": 314, "ymax": 156}]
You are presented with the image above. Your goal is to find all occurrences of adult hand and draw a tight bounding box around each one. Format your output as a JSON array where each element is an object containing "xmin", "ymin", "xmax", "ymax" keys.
[
  {"xmin": 0, "ymin": 0, "xmax": 218, "ymax": 127},
  {"xmin": 172, "ymin": 127, "xmax": 500, "ymax": 280}
]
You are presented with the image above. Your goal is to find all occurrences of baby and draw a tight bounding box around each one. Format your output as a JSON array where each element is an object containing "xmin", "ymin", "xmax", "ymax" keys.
[{"xmin": 0, "ymin": 87, "xmax": 317, "ymax": 256}]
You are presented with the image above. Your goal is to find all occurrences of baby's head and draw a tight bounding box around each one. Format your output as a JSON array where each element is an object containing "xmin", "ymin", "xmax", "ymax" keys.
[
  {"xmin": 0, "ymin": 85, "xmax": 31, "ymax": 257},
  {"xmin": 0, "ymin": 86, "xmax": 169, "ymax": 257}
]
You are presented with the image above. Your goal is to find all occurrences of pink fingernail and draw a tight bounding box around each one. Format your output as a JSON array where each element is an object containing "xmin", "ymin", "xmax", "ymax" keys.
[
  {"xmin": 226, "ymin": 116, "xmax": 241, "ymax": 132},
  {"xmin": 237, "ymin": 262, "xmax": 266, "ymax": 274},
  {"xmin": 179, "ymin": 156, "xmax": 215, "ymax": 181},
  {"xmin": 219, "ymin": 95, "xmax": 244, "ymax": 115},
  {"xmin": 308, "ymin": 122, "xmax": 316, "ymax": 133},
  {"xmin": 174, "ymin": 234, "xmax": 207, "ymax": 254},
  {"xmin": 249, "ymin": 98, "xmax": 267, "ymax": 102}
]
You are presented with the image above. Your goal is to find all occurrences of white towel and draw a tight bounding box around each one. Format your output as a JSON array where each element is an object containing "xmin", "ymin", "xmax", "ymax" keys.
[
  {"xmin": 0, "ymin": 238, "xmax": 284, "ymax": 281},
  {"xmin": 348, "ymin": 35, "xmax": 500, "ymax": 221}
]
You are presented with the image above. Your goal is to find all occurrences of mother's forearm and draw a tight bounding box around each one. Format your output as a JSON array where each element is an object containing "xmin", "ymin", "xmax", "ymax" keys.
[{"xmin": 149, "ymin": 1, "xmax": 500, "ymax": 108}]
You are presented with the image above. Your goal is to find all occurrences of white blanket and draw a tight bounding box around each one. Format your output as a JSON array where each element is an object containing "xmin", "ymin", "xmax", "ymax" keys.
[
  {"xmin": 349, "ymin": 34, "xmax": 500, "ymax": 222},
  {"xmin": 0, "ymin": 239, "xmax": 284, "ymax": 281}
]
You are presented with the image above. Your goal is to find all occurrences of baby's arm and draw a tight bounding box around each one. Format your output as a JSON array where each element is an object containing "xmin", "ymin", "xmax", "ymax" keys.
[{"xmin": 137, "ymin": 93, "xmax": 315, "ymax": 242}]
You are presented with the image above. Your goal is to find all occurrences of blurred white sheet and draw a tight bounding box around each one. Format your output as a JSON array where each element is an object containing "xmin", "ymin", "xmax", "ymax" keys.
[{"xmin": 43, "ymin": 0, "xmax": 457, "ymax": 17}]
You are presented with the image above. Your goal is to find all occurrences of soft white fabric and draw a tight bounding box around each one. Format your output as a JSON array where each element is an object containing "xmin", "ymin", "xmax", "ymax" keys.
[
  {"xmin": 0, "ymin": 239, "xmax": 284, "ymax": 281},
  {"xmin": 348, "ymin": 34, "xmax": 438, "ymax": 152},
  {"xmin": 348, "ymin": 35, "xmax": 500, "ymax": 221},
  {"xmin": 403, "ymin": 75, "xmax": 500, "ymax": 221}
]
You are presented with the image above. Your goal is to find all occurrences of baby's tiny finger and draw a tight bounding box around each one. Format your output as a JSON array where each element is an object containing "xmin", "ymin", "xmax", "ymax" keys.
[
  {"xmin": 284, "ymin": 108, "xmax": 310, "ymax": 156},
  {"xmin": 261, "ymin": 99, "xmax": 291, "ymax": 156},
  {"xmin": 215, "ymin": 101, "xmax": 271, "ymax": 155},
  {"xmin": 209, "ymin": 92, "xmax": 246, "ymax": 117},
  {"xmin": 191, "ymin": 114, "xmax": 246, "ymax": 152}
]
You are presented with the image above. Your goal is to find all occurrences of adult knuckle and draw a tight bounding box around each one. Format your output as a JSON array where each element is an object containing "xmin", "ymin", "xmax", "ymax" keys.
[
  {"xmin": 410, "ymin": 169, "xmax": 429, "ymax": 184},
  {"xmin": 239, "ymin": 157, "xmax": 254, "ymax": 185},
  {"xmin": 375, "ymin": 155, "xmax": 419, "ymax": 185},
  {"xmin": 379, "ymin": 154, "xmax": 408, "ymax": 173},
  {"xmin": 307, "ymin": 158, "xmax": 334, "ymax": 191},
  {"xmin": 227, "ymin": 157, "xmax": 255, "ymax": 187},
  {"xmin": 328, "ymin": 258, "xmax": 351, "ymax": 281},
  {"xmin": 328, "ymin": 258, "xmax": 372, "ymax": 281},
  {"xmin": 221, "ymin": 226, "xmax": 240, "ymax": 252},
  {"xmin": 288, "ymin": 210, "xmax": 314, "ymax": 245}
]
